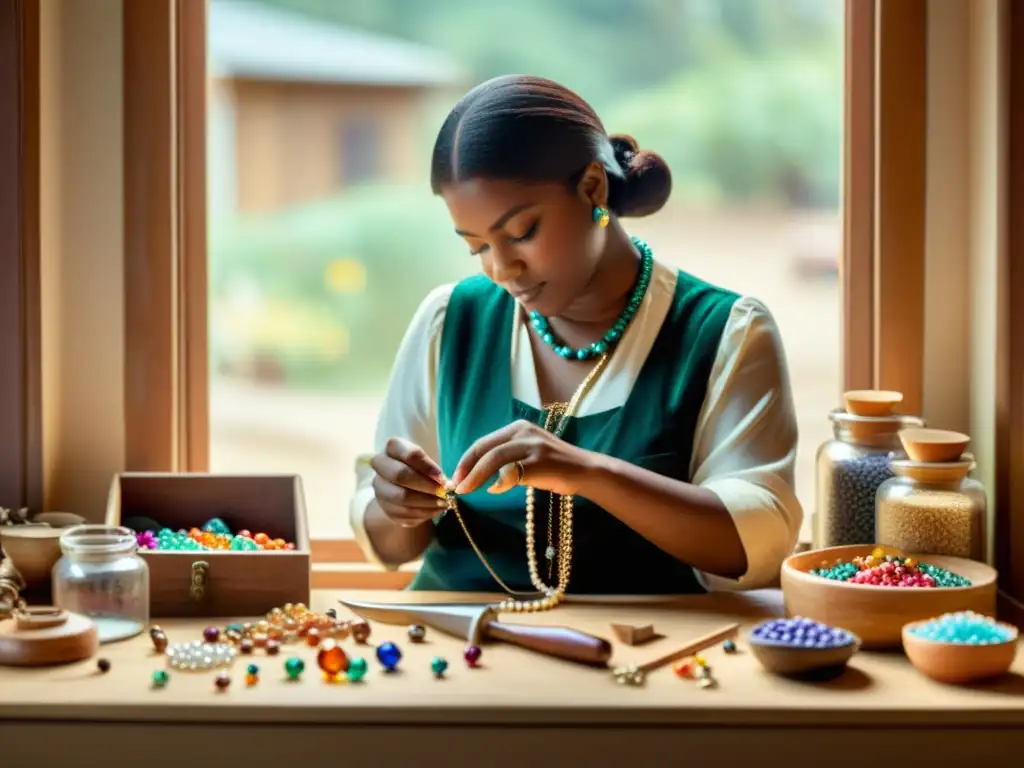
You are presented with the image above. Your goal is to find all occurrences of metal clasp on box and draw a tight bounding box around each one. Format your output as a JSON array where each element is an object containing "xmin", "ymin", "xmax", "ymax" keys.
[{"xmin": 190, "ymin": 560, "xmax": 210, "ymax": 602}]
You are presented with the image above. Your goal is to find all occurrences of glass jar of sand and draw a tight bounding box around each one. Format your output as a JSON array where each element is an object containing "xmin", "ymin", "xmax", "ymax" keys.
[
  {"xmin": 875, "ymin": 457, "xmax": 987, "ymax": 561},
  {"xmin": 814, "ymin": 391, "xmax": 925, "ymax": 548},
  {"xmin": 52, "ymin": 524, "xmax": 149, "ymax": 643}
]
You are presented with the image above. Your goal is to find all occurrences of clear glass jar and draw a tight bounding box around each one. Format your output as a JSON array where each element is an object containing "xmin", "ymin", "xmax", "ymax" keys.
[
  {"xmin": 875, "ymin": 459, "xmax": 987, "ymax": 560},
  {"xmin": 814, "ymin": 410, "xmax": 924, "ymax": 548},
  {"xmin": 52, "ymin": 524, "xmax": 149, "ymax": 643}
]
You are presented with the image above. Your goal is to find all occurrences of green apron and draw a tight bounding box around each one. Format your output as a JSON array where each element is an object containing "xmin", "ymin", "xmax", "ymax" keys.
[{"xmin": 410, "ymin": 269, "xmax": 738, "ymax": 594}]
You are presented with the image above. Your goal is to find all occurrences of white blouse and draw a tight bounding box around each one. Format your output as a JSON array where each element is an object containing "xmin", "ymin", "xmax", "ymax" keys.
[{"xmin": 349, "ymin": 259, "xmax": 804, "ymax": 591}]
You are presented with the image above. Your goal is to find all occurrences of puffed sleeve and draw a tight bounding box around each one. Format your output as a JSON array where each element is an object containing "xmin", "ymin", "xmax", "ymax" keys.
[
  {"xmin": 689, "ymin": 296, "xmax": 804, "ymax": 591},
  {"xmin": 349, "ymin": 284, "xmax": 451, "ymax": 567}
]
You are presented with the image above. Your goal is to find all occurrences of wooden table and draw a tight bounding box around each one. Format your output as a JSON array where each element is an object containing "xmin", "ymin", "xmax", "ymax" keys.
[{"xmin": 3, "ymin": 589, "xmax": 1024, "ymax": 767}]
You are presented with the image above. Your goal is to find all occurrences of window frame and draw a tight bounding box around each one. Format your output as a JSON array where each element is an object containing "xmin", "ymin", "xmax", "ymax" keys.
[{"xmin": 119, "ymin": 0, "xmax": 925, "ymax": 586}]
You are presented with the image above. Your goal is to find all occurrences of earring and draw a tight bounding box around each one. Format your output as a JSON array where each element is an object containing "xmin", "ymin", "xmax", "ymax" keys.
[{"xmin": 592, "ymin": 206, "xmax": 610, "ymax": 228}]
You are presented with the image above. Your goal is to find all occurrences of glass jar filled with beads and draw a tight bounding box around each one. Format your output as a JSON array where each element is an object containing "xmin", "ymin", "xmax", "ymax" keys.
[
  {"xmin": 52, "ymin": 524, "xmax": 149, "ymax": 643},
  {"xmin": 875, "ymin": 429, "xmax": 987, "ymax": 561},
  {"xmin": 814, "ymin": 390, "xmax": 924, "ymax": 548}
]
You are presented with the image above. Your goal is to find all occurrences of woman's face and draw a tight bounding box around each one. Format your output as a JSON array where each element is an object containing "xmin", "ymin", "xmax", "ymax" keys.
[{"xmin": 441, "ymin": 172, "xmax": 605, "ymax": 316}]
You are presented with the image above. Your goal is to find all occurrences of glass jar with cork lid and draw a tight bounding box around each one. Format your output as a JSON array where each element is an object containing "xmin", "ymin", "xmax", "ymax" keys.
[
  {"xmin": 875, "ymin": 429, "xmax": 987, "ymax": 561},
  {"xmin": 814, "ymin": 390, "xmax": 925, "ymax": 548}
]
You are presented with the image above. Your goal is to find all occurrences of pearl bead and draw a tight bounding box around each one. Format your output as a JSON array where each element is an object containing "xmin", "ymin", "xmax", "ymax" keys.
[{"xmin": 165, "ymin": 641, "xmax": 238, "ymax": 671}]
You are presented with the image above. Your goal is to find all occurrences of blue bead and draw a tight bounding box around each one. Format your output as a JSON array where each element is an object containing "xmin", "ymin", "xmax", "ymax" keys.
[
  {"xmin": 376, "ymin": 641, "xmax": 402, "ymax": 670},
  {"xmin": 575, "ymin": 348, "xmax": 589, "ymax": 360},
  {"xmin": 542, "ymin": 332, "xmax": 554, "ymax": 344},
  {"xmin": 557, "ymin": 347, "xmax": 571, "ymax": 358}
]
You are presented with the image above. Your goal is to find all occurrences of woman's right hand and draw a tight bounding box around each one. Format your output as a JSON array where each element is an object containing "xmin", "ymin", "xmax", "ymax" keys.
[{"xmin": 370, "ymin": 437, "xmax": 448, "ymax": 528}]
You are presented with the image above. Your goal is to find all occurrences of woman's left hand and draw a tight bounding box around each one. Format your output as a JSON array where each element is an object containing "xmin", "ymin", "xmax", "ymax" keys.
[{"xmin": 451, "ymin": 420, "xmax": 597, "ymax": 497}]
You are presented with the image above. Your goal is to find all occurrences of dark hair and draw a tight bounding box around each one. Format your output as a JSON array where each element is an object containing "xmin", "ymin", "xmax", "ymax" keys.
[{"xmin": 430, "ymin": 75, "xmax": 671, "ymax": 218}]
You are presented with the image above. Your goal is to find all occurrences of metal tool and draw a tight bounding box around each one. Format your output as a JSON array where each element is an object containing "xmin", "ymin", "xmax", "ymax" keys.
[{"xmin": 339, "ymin": 598, "xmax": 613, "ymax": 666}]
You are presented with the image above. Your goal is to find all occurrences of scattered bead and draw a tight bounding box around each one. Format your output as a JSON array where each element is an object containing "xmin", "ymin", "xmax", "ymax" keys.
[
  {"xmin": 431, "ymin": 656, "xmax": 449, "ymax": 678},
  {"xmin": 325, "ymin": 608, "xmax": 337, "ymax": 619},
  {"xmin": 215, "ymin": 671, "xmax": 231, "ymax": 690},
  {"xmin": 152, "ymin": 669, "xmax": 169, "ymax": 688},
  {"xmin": 284, "ymin": 656, "xmax": 305, "ymax": 681},
  {"xmin": 202, "ymin": 626, "xmax": 220, "ymax": 643},
  {"xmin": 464, "ymin": 645, "xmax": 482, "ymax": 668},
  {"xmin": 245, "ymin": 663, "xmax": 259, "ymax": 686},
  {"xmin": 408, "ymin": 624, "xmax": 427, "ymax": 643},
  {"xmin": 723, "ymin": 639, "xmax": 737, "ymax": 654},
  {"xmin": 351, "ymin": 620, "xmax": 371, "ymax": 644},
  {"xmin": 751, "ymin": 617, "xmax": 854, "ymax": 649},
  {"xmin": 97, "ymin": 658, "xmax": 111, "ymax": 673},
  {"xmin": 672, "ymin": 658, "xmax": 696, "ymax": 679},
  {"xmin": 265, "ymin": 639, "xmax": 281, "ymax": 655},
  {"xmin": 317, "ymin": 639, "xmax": 350, "ymax": 681},
  {"xmin": 150, "ymin": 628, "xmax": 168, "ymax": 653},
  {"xmin": 239, "ymin": 638, "xmax": 254, "ymax": 654},
  {"xmin": 347, "ymin": 656, "xmax": 368, "ymax": 683},
  {"xmin": 377, "ymin": 641, "xmax": 402, "ymax": 671},
  {"xmin": 612, "ymin": 664, "xmax": 645, "ymax": 686},
  {"xmin": 305, "ymin": 628, "xmax": 321, "ymax": 648},
  {"xmin": 694, "ymin": 655, "xmax": 706, "ymax": 666},
  {"xmin": 909, "ymin": 611, "xmax": 1015, "ymax": 645}
]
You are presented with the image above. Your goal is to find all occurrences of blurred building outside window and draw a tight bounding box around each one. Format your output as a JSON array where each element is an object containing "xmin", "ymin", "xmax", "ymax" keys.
[{"xmin": 206, "ymin": 0, "xmax": 844, "ymax": 544}]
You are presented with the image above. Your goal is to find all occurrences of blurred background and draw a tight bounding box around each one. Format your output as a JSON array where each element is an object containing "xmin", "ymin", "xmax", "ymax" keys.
[{"xmin": 206, "ymin": 0, "xmax": 844, "ymax": 541}]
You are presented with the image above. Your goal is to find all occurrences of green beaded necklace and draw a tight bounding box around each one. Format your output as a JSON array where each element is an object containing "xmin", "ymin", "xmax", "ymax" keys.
[{"xmin": 529, "ymin": 235, "xmax": 654, "ymax": 361}]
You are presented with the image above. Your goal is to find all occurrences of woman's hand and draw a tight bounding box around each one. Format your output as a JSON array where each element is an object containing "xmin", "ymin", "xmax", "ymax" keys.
[
  {"xmin": 452, "ymin": 420, "xmax": 598, "ymax": 497},
  {"xmin": 370, "ymin": 438, "xmax": 448, "ymax": 528}
]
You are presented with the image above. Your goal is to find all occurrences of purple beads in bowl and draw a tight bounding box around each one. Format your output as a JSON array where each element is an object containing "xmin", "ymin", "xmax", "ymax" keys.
[{"xmin": 751, "ymin": 617, "xmax": 856, "ymax": 650}]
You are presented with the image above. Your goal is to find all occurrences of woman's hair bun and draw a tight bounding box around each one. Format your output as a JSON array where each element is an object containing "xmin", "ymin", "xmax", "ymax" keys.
[{"xmin": 607, "ymin": 133, "xmax": 672, "ymax": 218}]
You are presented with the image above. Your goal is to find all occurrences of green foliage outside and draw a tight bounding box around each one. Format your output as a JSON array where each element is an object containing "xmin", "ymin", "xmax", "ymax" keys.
[{"xmin": 211, "ymin": 0, "xmax": 843, "ymax": 391}]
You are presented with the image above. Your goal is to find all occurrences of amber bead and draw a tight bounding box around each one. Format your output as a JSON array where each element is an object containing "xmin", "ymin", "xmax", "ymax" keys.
[
  {"xmin": 305, "ymin": 628, "xmax": 321, "ymax": 647},
  {"xmin": 253, "ymin": 633, "xmax": 268, "ymax": 649},
  {"xmin": 283, "ymin": 618, "xmax": 298, "ymax": 633},
  {"xmin": 351, "ymin": 620, "xmax": 371, "ymax": 644},
  {"xmin": 317, "ymin": 639, "xmax": 350, "ymax": 679},
  {"xmin": 225, "ymin": 630, "xmax": 242, "ymax": 645},
  {"xmin": 333, "ymin": 621, "xmax": 351, "ymax": 641},
  {"xmin": 239, "ymin": 638, "xmax": 255, "ymax": 654},
  {"xmin": 256, "ymin": 619, "xmax": 270, "ymax": 633},
  {"xmin": 266, "ymin": 639, "xmax": 281, "ymax": 655},
  {"xmin": 267, "ymin": 626, "xmax": 283, "ymax": 641},
  {"xmin": 150, "ymin": 630, "xmax": 168, "ymax": 653},
  {"xmin": 215, "ymin": 672, "xmax": 231, "ymax": 690}
]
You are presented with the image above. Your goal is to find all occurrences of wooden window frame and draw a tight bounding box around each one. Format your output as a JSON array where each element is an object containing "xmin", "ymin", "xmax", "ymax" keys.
[{"xmin": 120, "ymin": 0, "xmax": 928, "ymax": 586}]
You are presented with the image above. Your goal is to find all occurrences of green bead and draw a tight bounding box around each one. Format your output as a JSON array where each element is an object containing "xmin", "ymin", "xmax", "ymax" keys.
[
  {"xmin": 152, "ymin": 669, "xmax": 169, "ymax": 688},
  {"xmin": 347, "ymin": 656, "xmax": 368, "ymax": 682},
  {"xmin": 202, "ymin": 517, "xmax": 232, "ymax": 535},
  {"xmin": 285, "ymin": 657, "xmax": 305, "ymax": 680},
  {"xmin": 431, "ymin": 656, "xmax": 449, "ymax": 678}
]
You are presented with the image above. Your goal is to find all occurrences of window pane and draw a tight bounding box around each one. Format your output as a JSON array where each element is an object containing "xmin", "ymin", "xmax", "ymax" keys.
[{"xmin": 207, "ymin": 0, "xmax": 844, "ymax": 542}]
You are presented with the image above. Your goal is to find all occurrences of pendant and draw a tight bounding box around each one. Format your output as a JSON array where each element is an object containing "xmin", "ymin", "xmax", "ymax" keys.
[{"xmin": 545, "ymin": 546, "xmax": 555, "ymax": 561}]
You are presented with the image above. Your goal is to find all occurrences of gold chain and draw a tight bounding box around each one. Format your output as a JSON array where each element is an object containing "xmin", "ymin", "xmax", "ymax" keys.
[{"xmin": 447, "ymin": 353, "xmax": 610, "ymax": 613}]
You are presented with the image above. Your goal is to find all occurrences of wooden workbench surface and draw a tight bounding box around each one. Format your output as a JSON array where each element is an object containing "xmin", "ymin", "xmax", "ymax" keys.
[{"xmin": 2, "ymin": 589, "xmax": 1023, "ymax": 729}]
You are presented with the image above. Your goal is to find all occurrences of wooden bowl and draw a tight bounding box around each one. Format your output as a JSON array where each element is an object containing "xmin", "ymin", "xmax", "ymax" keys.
[
  {"xmin": 844, "ymin": 389, "xmax": 903, "ymax": 417},
  {"xmin": 0, "ymin": 526, "xmax": 64, "ymax": 588},
  {"xmin": 781, "ymin": 545, "xmax": 997, "ymax": 649},
  {"xmin": 902, "ymin": 618, "xmax": 1018, "ymax": 684},
  {"xmin": 749, "ymin": 626, "xmax": 860, "ymax": 678},
  {"xmin": 899, "ymin": 428, "xmax": 970, "ymax": 463}
]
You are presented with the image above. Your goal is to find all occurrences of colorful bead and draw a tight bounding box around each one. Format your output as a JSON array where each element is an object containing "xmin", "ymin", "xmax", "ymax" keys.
[
  {"xmin": 152, "ymin": 669, "xmax": 169, "ymax": 688},
  {"xmin": 202, "ymin": 626, "xmax": 220, "ymax": 643},
  {"xmin": 245, "ymin": 663, "xmax": 259, "ymax": 686},
  {"xmin": 810, "ymin": 555, "xmax": 971, "ymax": 588},
  {"xmin": 351, "ymin": 620, "xmax": 371, "ymax": 644},
  {"xmin": 694, "ymin": 655, "xmax": 706, "ymax": 666},
  {"xmin": 723, "ymin": 639, "xmax": 737, "ymax": 654},
  {"xmin": 284, "ymin": 657, "xmax": 305, "ymax": 680},
  {"xmin": 752, "ymin": 617, "xmax": 854, "ymax": 649},
  {"xmin": 166, "ymin": 641, "xmax": 238, "ymax": 671},
  {"xmin": 97, "ymin": 658, "xmax": 111, "ymax": 673},
  {"xmin": 215, "ymin": 672, "xmax": 231, "ymax": 690},
  {"xmin": 672, "ymin": 658, "xmax": 695, "ymax": 679},
  {"xmin": 347, "ymin": 656, "xmax": 368, "ymax": 682},
  {"xmin": 464, "ymin": 645, "xmax": 482, "ymax": 667},
  {"xmin": 305, "ymin": 628, "xmax": 321, "ymax": 648},
  {"xmin": 266, "ymin": 639, "xmax": 281, "ymax": 655},
  {"xmin": 376, "ymin": 641, "xmax": 402, "ymax": 671},
  {"xmin": 150, "ymin": 628, "xmax": 168, "ymax": 653},
  {"xmin": 317, "ymin": 639, "xmax": 350, "ymax": 680},
  {"xmin": 431, "ymin": 656, "xmax": 449, "ymax": 678},
  {"xmin": 909, "ymin": 611, "xmax": 1014, "ymax": 645},
  {"xmin": 239, "ymin": 638, "xmax": 254, "ymax": 654},
  {"xmin": 529, "ymin": 236, "xmax": 654, "ymax": 360},
  {"xmin": 408, "ymin": 624, "xmax": 426, "ymax": 643},
  {"xmin": 326, "ymin": 608, "xmax": 337, "ymax": 619}
]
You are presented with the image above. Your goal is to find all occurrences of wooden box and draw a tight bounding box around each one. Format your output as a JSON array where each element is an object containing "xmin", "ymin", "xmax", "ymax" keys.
[{"xmin": 105, "ymin": 473, "xmax": 311, "ymax": 618}]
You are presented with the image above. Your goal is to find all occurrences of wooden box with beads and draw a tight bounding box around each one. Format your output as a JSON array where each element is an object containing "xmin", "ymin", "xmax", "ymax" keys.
[{"xmin": 104, "ymin": 473, "xmax": 311, "ymax": 618}]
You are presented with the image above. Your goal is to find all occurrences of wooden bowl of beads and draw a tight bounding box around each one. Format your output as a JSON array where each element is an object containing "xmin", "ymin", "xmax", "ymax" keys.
[
  {"xmin": 844, "ymin": 389, "xmax": 903, "ymax": 417},
  {"xmin": 899, "ymin": 428, "xmax": 970, "ymax": 463},
  {"xmin": 902, "ymin": 612, "xmax": 1018, "ymax": 684},
  {"xmin": 781, "ymin": 545, "xmax": 997, "ymax": 649},
  {"xmin": 748, "ymin": 618, "xmax": 860, "ymax": 678}
]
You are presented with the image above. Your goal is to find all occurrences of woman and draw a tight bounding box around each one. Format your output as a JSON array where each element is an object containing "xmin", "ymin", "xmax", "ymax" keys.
[{"xmin": 350, "ymin": 75, "xmax": 802, "ymax": 603}]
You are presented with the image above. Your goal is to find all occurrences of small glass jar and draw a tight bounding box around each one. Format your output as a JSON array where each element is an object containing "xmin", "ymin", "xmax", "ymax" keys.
[
  {"xmin": 52, "ymin": 524, "xmax": 149, "ymax": 643},
  {"xmin": 814, "ymin": 410, "xmax": 924, "ymax": 548},
  {"xmin": 875, "ymin": 459, "xmax": 987, "ymax": 561}
]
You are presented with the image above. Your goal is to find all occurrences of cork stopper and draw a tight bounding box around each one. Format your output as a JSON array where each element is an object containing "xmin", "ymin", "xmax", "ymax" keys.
[
  {"xmin": 899, "ymin": 428, "xmax": 970, "ymax": 463},
  {"xmin": 890, "ymin": 458, "xmax": 973, "ymax": 484},
  {"xmin": 844, "ymin": 390, "xmax": 904, "ymax": 417}
]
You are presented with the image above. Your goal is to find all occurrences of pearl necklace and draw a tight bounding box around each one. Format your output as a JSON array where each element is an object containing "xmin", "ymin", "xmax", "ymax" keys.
[{"xmin": 166, "ymin": 641, "xmax": 238, "ymax": 671}]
